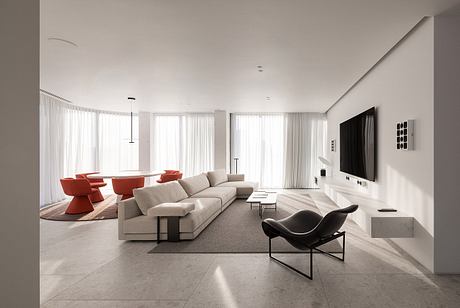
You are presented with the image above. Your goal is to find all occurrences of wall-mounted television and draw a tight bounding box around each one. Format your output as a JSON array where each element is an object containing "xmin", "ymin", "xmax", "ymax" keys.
[{"xmin": 340, "ymin": 107, "xmax": 376, "ymax": 181}]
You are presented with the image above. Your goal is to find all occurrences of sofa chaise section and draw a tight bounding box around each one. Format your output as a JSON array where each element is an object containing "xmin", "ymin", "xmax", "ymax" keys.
[{"xmin": 207, "ymin": 170, "xmax": 258, "ymax": 198}]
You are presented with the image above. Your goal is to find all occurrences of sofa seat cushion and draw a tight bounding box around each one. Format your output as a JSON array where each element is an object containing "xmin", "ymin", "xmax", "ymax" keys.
[
  {"xmin": 124, "ymin": 198, "xmax": 220, "ymax": 234},
  {"xmin": 218, "ymin": 181, "xmax": 258, "ymax": 197},
  {"xmin": 180, "ymin": 198, "xmax": 221, "ymax": 232},
  {"xmin": 207, "ymin": 169, "xmax": 228, "ymax": 186},
  {"xmin": 178, "ymin": 174, "xmax": 210, "ymax": 196},
  {"xmin": 147, "ymin": 202, "xmax": 195, "ymax": 217},
  {"xmin": 192, "ymin": 186, "xmax": 236, "ymax": 206},
  {"xmin": 133, "ymin": 181, "xmax": 188, "ymax": 215}
]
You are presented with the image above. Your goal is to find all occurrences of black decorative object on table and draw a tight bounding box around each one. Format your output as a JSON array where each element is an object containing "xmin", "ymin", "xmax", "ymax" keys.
[{"xmin": 261, "ymin": 204, "xmax": 358, "ymax": 279}]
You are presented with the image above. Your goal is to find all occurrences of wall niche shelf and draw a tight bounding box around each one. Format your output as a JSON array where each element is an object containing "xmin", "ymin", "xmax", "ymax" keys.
[{"xmin": 317, "ymin": 177, "xmax": 414, "ymax": 238}]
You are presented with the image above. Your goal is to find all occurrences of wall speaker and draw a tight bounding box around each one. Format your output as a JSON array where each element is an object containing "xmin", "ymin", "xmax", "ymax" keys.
[{"xmin": 396, "ymin": 120, "xmax": 414, "ymax": 150}]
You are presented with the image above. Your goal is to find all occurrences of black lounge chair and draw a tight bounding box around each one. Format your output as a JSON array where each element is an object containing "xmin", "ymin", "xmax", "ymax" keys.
[{"xmin": 261, "ymin": 204, "xmax": 358, "ymax": 279}]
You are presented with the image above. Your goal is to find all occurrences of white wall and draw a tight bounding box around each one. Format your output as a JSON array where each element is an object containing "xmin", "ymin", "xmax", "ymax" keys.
[
  {"xmin": 214, "ymin": 110, "xmax": 230, "ymax": 171},
  {"xmin": 327, "ymin": 18, "xmax": 435, "ymax": 271},
  {"xmin": 0, "ymin": 0, "xmax": 39, "ymax": 306},
  {"xmin": 139, "ymin": 111, "xmax": 152, "ymax": 185},
  {"xmin": 433, "ymin": 14, "xmax": 460, "ymax": 274}
]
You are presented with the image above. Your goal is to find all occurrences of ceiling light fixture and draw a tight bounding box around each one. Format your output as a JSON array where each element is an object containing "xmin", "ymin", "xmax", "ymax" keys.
[{"xmin": 127, "ymin": 97, "xmax": 136, "ymax": 143}]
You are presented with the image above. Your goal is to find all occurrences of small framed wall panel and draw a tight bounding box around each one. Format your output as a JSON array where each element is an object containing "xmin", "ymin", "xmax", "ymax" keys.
[
  {"xmin": 331, "ymin": 139, "xmax": 336, "ymax": 152},
  {"xmin": 396, "ymin": 120, "xmax": 414, "ymax": 150}
]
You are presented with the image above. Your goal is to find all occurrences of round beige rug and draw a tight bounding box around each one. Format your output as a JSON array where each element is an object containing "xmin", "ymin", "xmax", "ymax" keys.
[{"xmin": 40, "ymin": 195, "xmax": 118, "ymax": 221}]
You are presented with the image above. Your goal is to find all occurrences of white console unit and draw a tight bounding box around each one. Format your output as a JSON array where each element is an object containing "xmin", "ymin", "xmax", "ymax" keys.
[{"xmin": 317, "ymin": 177, "xmax": 414, "ymax": 238}]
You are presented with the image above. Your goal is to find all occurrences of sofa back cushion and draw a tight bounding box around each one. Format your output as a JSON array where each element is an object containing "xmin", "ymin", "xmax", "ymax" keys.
[
  {"xmin": 133, "ymin": 181, "xmax": 188, "ymax": 215},
  {"xmin": 178, "ymin": 173, "xmax": 210, "ymax": 196},
  {"xmin": 207, "ymin": 169, "xmax": 228, "ymax": 186}
]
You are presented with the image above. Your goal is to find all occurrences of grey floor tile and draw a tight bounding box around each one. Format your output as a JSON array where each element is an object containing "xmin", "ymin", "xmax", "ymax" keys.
[
  {"xmin": 54, "ymin": 253, "xmax": 216, "ymax": 301},
  {"xmin": 40, "ymin": 191, "xmax": 460, "ymax": 308},
  {"xmin": 320, "ymin": 274, "xmax": 392, "ymax": 308},
  {"xmin": 40, "ymin": 274, "xmax": 86, "ymax": 304},
  {"xmin": 41, "ymin": 300, "xmax": 186, "ymax": 308},
  {"xmin": 375, "ymin": 273, "xmax": 457, "ymax": 307},
  {"xmin": 185, "ymin": 254, "xmax": 328, "ymax": 308}
]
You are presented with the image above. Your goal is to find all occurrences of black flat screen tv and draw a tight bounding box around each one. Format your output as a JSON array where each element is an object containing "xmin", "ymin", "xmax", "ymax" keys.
[{"xmin": 340, "ymin": 107, "xmax": 376, "ymax": 181}]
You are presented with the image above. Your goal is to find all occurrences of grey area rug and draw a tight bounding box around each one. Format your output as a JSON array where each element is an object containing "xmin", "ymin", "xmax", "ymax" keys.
[
  {"xmin": 40, "ymin": 195, "xmax": 117, "ymax": 221},
  {"xmin": 149, "ymin": 193, "xmax": 342, "ymax": 254}
]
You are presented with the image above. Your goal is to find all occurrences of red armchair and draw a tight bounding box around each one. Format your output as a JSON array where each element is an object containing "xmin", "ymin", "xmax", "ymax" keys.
[
  {"xmin": 60, "ymin": 178, "xmax": 96, "ymax": 214},
  {"xmin": 76, "ymin": 172, "xmax": 107, "ymax": 203},
  {"xmin": 157, "ymin": 170, "xmax": 183, "ymax": 183},
  {"xmin": 112, "ymin": 177, "xmax": 145, "ymax": 200}
]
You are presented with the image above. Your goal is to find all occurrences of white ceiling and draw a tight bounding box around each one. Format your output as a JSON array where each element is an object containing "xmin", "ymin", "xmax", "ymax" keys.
[{"xmin": 40, "ymin": 0, "xmax": 460, "ymax": 113}]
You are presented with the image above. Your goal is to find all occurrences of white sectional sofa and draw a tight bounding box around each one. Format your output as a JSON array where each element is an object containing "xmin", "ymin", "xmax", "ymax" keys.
[{"xmin": 118, "ymin": 170, "xmax": 258, "ymax": 241}]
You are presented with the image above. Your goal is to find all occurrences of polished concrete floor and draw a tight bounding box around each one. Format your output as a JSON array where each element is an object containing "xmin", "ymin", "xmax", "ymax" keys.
[{"xmin": 40, "ymin": 191, "xmax": 460, "ymax": 307}]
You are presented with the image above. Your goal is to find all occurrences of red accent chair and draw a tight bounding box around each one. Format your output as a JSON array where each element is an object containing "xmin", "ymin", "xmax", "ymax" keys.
[
  {"xmin": 76, "ymin": 172, "xmax": 107, "ymax": 203},
  {"xmin": 157, "ymin": 170, "xmax": 183, "ymax": 183},
  {"xmin": 60, "ymin": 178, "xmax": 96, "ymax": 214},
  {"xmin": 112, "ymin": 177, "xmax": 145, "ymax": 200}
]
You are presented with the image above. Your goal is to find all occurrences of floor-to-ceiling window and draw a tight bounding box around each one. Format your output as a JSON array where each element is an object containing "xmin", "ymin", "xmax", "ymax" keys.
[
  {"xmin": 231, "ymin": 114, "xmax": 285, "ymax": 188},
  {"xmin": 98, "ymin": 112, "xmax": 139, "ymax": 172},
  {"xmin": 39, "ymin": 93, "xmax": 139, "ymax": 206},
  {"xmin": 231, "ymin": 113, "xmax": 327, "ymax": 188},
  {"xmin": 152, "ymin": 113, "xmax": 214, "ymax": 177}
]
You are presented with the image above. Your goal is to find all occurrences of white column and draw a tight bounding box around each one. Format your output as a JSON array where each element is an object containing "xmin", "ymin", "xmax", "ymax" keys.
[
  {"xmin": 433, "ymin": 14, "xmax": 460, "ymax": 274},
  {"xmin": 0, "ymin": 0, "xmax": 39, "ymax": 306},
  {"xmin": 139, "ymin": 111, "xmax": 152, "ymax": 185},
  {"xmin": 214, "ymin": 110, "xmax": 230, "ymax": 171}
]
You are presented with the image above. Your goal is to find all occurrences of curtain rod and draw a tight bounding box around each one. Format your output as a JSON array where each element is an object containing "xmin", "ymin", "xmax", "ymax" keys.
[{"xmin": 40, "ymin": 89, "xmax": 73, "ymax": 104}]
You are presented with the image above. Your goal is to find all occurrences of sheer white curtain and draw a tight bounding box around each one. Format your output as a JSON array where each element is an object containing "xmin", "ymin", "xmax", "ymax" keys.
[
  {"xmin": 40, "ymin": 93, "xmax": 139, "ymax": 206},
  {"xmin": 183, "ymin": 114, "xmax": 214, "ymax": 176},
  {"xmin": 152, "ymin": 114, "xmax": 214, "ymax": 177},
  {"xmin": 231, "ymin": 114, "xmax": 284, "ymax": 188},
  {"xmin": 152, "ymin": 115, "xmax": 182, "ymax": 171},
  {"xmin": 283, "ymin": 113, "xmax": 327, "ymax": 188},
  {"xmin": 40, "ymin": 94, "xmax": 67, "ymax": 205},
  {"xmin": 98, "ymin": 113, "xmax": 139, "ymax": 172},
  {"xmin": 62, "ymin": 107, "xmax": 97, "ymax": 177},
  {"xmin": 231, "ymin": 112, "xmax": 326, "ymax": 188}
]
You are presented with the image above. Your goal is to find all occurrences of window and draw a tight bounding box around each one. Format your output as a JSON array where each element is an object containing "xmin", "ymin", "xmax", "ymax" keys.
[
  {"xmin": 39, "ymin": 94, "xmax": 139, "ymax": 205},
  {"xmin": 231, "ymin": 113, "xmax": 326, "ymax": 188},
  {"xmin": 98, "ymin": 112, "xmax": 139, "ymax": 172},
  {"xmin": 231, "ymin": 114, "xmax": 284, "ymax": 188},
  {"xmin": 152, "ymin": 114, "xmax": 214, "ymax": 177}
]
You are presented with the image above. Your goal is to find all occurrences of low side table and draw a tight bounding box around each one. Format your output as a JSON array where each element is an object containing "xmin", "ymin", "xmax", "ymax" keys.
[
  {"xmin": 147, "ymin": 202, "xmax": 195, "ymax": 243},
  {"xmin": 246, "ymin": 191, "xmax": 278, "ymax": 218}
]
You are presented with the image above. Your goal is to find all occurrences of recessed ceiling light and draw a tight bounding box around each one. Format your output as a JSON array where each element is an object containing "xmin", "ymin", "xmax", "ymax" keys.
[
  {"xmin": 48, "ymin": 37, "xmax": 78, "ymax": 47},
  {"xmin": 257, "ymin": 65, "xmax": 263, "ymax": 68},
  {"xmin": 258, "ymin": 69, "xmax": 264, "ymax": 72},
  {"xmin": 266, "ymin": 97, "xmax": 271, "ymax": 100}
]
